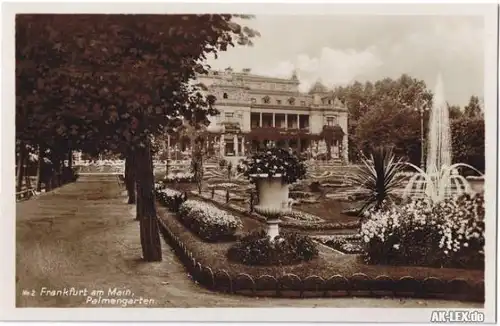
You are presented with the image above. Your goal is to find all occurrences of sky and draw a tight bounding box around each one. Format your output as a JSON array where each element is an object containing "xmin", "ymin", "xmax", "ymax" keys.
[{"xmin": 206, "ymin": 15, "xmax": 484, "ymax": 107}]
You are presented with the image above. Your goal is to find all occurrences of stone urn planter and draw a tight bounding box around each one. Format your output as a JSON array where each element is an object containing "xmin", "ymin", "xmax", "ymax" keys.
[
  {"xmin": 239, "ymin": 147, "xmax": 308, "ymax": 241},
  {"xmin": 250, "ymin": 174, "xmax": 289, "ymax": 210},
  {"xmin": 251, "ymin": 174, "xmax": 291, "ymax": 241}
]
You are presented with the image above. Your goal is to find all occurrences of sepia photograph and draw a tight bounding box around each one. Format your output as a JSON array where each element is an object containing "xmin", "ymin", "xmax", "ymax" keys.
[{"xmin": 1, "ymin": 1, "xmax": 498, "ymax": 324}]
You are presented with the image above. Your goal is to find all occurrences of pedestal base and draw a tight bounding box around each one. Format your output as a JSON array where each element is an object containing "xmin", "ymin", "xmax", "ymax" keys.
[{"xmin": 267, "ymin": 219, "xmax": 280, "ymax": 241}]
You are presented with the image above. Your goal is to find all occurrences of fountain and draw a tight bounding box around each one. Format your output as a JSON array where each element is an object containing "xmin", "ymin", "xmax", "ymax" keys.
[{"xmin": 403, "ymin": 74, "xmax": 484, "ymax": 202}]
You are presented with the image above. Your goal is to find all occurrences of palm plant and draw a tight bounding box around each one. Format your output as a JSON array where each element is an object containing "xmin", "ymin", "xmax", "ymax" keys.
[{"xmin": 349, "ymin": 146, "xmax": 406, "ymax": 216}]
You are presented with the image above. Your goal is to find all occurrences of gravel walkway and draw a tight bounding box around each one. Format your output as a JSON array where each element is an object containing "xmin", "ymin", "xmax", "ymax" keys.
[{"xmin": 15, "ymin": 175, "xmax": 482, "ymax": 309}]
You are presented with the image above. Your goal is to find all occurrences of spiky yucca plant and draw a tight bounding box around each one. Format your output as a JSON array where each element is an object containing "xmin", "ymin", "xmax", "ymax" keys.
[{"xmin": 349, "ymin": 147, "xmax": 406, "ymax": 216}]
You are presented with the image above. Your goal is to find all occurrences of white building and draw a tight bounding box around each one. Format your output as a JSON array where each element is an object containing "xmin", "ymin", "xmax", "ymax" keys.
[{"xmin": 189, "ymin": 68, "xmax": 349, "ymax": 163}]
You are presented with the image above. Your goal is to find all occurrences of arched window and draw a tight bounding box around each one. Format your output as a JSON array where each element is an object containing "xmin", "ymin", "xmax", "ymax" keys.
[
  {"xmin": 223, "ymin": 93, "xmax": 228, "ymax": 99},
  {"xmin": 328, "ymin": 99, "xmax": 333, "ymax": 105}
]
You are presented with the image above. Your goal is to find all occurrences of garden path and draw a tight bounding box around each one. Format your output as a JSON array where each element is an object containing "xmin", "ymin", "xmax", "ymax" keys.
[{"xmin": 16, "ymin": 175, "xmax": 481, "ymax": 309}]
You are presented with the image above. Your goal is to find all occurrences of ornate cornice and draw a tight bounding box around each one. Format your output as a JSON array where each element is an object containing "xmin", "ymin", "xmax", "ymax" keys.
[
  {"xmin": 247, "ymin": 89, "xmax": 304, "ymax": 96},
  {"xmin": 212, "ymin": 102, "xmax": 348, "ymax": 113},
  {"xmin": 198, "ymin": 71, "xmax": 300, "ymax": 85},
  {"xmin": 250, "ymin": 103, "xmax": 312, "ymax": 111}
]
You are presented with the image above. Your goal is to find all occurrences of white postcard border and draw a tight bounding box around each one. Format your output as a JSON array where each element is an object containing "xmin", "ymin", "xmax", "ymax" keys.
[{"xmin": 1, "ymin": 1, "xmax": 497, "ymax": 323}]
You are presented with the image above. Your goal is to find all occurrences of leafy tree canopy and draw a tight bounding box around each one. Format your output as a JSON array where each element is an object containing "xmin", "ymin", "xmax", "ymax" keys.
[{"xmin": 16, "ymin": 14, "xmax": 259, "ymax": 154}]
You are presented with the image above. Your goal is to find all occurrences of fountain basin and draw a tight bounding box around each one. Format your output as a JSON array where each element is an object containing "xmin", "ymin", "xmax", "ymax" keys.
[{"xmin": 467, "ymin": 177, "xmax": 484, "ymax": 193}]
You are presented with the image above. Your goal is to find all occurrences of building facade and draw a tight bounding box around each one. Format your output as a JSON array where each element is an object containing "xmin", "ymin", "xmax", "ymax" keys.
[{"xmin": 196, "ymin": 68, "xmax": 349, "ymax": 163}]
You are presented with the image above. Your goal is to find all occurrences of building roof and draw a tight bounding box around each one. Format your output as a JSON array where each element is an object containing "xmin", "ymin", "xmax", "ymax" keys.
[{"xmin": 308, "ymin": 80, "xmax": 329, "ymax": 94}]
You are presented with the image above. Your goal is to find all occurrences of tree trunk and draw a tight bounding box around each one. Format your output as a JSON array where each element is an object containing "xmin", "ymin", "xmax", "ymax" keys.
[
  {"xmin": 25, "ymin": 167, "xmax": 31, "ymax": 189},
  {"xmin": 52, "ymin": 158, "xmax": 60, "ymax": 188},
  {"xmin": 16, "ymin": 141, "xmax": 26, "ymax": 192},
  {"xmin": 135, "ymin": 142, "xmax": 162, "ymax": 261},
  {"xmin": 45, "ymin": 165, "xmax": 53, "ymax": 192},
  {"xmin": 165, "ymin": 135, "xmax": 171, "ymax": 176},
  {"xmin": 135, "ymin": 182, "xmax": 142, "ymax": 221},
  {"xmin": 124, "ymin": 151, "xmax": 136, "ymax": 204},
  {"xmin": 36, "ymin": 145, "xmax": 44, "ymax": 192},
  {"xmin": 52, "ymin": 152, "xmax": 64, "ymax": 188},
  {"xmin": 68, "ymin": 149, "xmax": 73, "ymax": 170},
  {"xmin": 192, "ymin": 139, "xmax": 204, "ymax": 195}
]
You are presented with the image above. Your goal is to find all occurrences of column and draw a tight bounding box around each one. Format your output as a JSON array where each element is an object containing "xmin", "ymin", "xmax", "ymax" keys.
[
  {"xmin": 233, "ymin": 134, "xmax": 238, "ymax": 156},
  {"xmin": 343, "ymin": 135, "xmax": 349, "ymax": 164},
  {"xmin": 220, "ymin": 135, "xmax": 225, "ymax": 157},
  {"xmin": 259, "ymin": 112, "xmax": 263, "ymax": 127},
  {"xmin": 285, "ymin": 114, "xmax": 288, "ymax": 129},
  {"xmin": 241, "ymin": 136, "xmax": 245, "ymax": 156},
  {"xmin": 272, "ymin": 113, "xmax": 276, "ymax": 128},
  {"xmin": 296, "ymin": 114, "xmax": 299, "ymax": 129}
]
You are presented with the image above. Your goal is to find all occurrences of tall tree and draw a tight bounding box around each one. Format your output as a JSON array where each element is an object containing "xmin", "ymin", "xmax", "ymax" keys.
[
  {"xmin": 448, "ymin": 104, "xmax": 463, "ymax": 120},
  {"xmin": 333, "ymin": 74, "xmax": 433, "ymax": 164},
  {"xmin": 451, "ymin": 117, "xmax": 485, "ymax": 172},
  {"xmin": 16, "ymin": 14, "xmax": 259, "ymax": 261},
  {"xmin": 464, "ymin": 95, "xmax": 482, "ymax": 118}
]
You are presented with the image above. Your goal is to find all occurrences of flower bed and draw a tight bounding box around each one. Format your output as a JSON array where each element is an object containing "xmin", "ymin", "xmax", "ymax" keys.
[
  {"xmin": 283, "ymin": 210, "xmax": 324, "ymax": 222},
  {"xmin": 208, "ymin": 182, "xmax": 239, "ymax": 189},
  {"xmin": 312, "ymin": 234, "xmax": 364, "ymax": 254},
  {"xmin": 164, "ymin": 172, "xmax": 195, "ymax": 183},
  {"xmin": 228, "ymin": 229, "xmax": 319, "ymax": 266},
  {"xmin": 155, "ymin": 185, "xmax": 187, "ymax": 212},
  {"xmin": 178, "ymin": 200, "xmax": 243, "ymax": 242},
  {"xmin": 156, "ymin": 206, "xmax": 485, "ymax": 301},
  {"xmin": 197, "ymin": 190, "xmax": 360, "ymax": 231},
  {"xmin": 361, "ymin": 194, "xmax": 485, "ymax": 269}
]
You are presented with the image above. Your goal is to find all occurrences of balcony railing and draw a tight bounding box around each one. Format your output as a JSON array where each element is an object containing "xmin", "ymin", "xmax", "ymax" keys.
[{"xmin": 250, "ymin": 126, "xmax": 310, "ymax": 132}]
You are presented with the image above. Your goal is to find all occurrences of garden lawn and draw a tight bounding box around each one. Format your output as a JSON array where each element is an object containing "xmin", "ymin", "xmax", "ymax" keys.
[
  {"xmin": 156, "ymin": 204, "xmax": 484, "ymax": 283},
  {"xmin": 295, "ymin": 199, "xmax": 361, "ymax": 225}
]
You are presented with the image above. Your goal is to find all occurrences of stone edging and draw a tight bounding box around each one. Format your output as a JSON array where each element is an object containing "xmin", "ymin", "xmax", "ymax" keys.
[{"xmin": 156, "ymin": 211, "xmax": 484, "ymax": 302}]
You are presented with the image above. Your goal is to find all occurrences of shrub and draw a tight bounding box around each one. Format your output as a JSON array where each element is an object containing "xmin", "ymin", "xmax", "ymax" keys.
[
  {"xmin": 361, "ymin": 193, "xmax": 484, "ymax": 269},
  {"xmin": 155, "ymin": 184, "xmax": 187, "ymax": 212},
  {"xmin": 348, "ymin": 146, "xmax": 406, "ymax": 215},
  {"xmin": 219, "ymin": 159, "xmax": 227, "ymax": 169},
  {"xmin": 289, "ymin": 191, "xmax": 311, "ymax": 199},
  {"xmin": 309, "ymin": 182, "xmax": 322, "ymax": 193},
  {"xmin": 178, "ymin": 200, "xmax": 242, "ymax": 241},
  {"xmin": 227, "ymin": 229, "xmax": 318, "ymax": 265}
]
